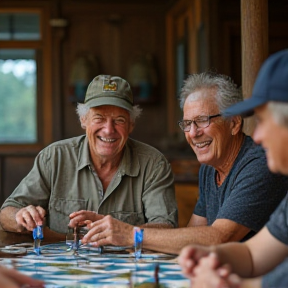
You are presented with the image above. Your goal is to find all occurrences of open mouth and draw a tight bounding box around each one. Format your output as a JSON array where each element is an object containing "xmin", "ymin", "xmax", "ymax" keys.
[
  {"xmin": 194, "ymin": 140, "xmax": 211, "ymax": 148},
  {"xmin": 98, "ymin": 136, "xmax": 117, "ymax": 143}
]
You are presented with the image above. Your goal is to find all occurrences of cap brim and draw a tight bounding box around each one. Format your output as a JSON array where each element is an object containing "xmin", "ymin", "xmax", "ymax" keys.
[
  {"xmin": 85, "ymin": 96, "xmax": 133, "ymax": 112},
  {"xmin": 223, "ymin": 97, "xmax": 268, "ymax": 118}
]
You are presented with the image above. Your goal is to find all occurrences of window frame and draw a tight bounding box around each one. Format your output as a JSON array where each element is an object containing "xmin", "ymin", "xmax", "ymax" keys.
[{"xmin": 0, "ymin": 7, "xmax": 52, "ymax": 153}]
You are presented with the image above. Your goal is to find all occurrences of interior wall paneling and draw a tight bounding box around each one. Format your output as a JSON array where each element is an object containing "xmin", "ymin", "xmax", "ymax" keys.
[
  {"xmin": 175, "ymin": 184, "xmax": 199, "ymax": 227},
  {"xmin": 222, "ymin": 21, "xmax": 241, "ymax": 85},
  {"xmin": 61, "ymin": 2, "xmax": 170, "ymax": 150},
  {"xmin": 1, "ymin": 156, "xmax": 35, "ymax": 206},
  {"xmin": 166, "ymin": 0, "xmax": 204, "ymax": 139},
  {"xmin": 50, "ymin": 0, "xmax": 67, "ymax": 141}
]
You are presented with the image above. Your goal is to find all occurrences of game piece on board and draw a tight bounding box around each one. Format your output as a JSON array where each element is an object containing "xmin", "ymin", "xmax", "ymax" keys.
[{"xmin": 33, "ymin": 225, "xmax": 43, "ymax": 255}]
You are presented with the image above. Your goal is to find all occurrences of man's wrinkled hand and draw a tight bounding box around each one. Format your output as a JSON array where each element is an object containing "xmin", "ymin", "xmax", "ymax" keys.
[
  {"xmin": 68, "ymin": 210, "xmax": 104, "ymax": 228},
  {"xmin": 81, "ymin": 215, "xmax": 134, "ymax": 247},
  {"xmin": 15, "ymin": 205, "xmax": 45, "ymax": 232}
]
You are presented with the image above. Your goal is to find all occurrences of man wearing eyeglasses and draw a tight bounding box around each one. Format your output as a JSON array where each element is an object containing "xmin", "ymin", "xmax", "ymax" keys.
[
  {"xmin": 80, "ymin": 71, "xmax": 288, "ymax": 255},
  {"xmin": 178, "ymin": 49, "xmax": 288, "ymax": 288}
]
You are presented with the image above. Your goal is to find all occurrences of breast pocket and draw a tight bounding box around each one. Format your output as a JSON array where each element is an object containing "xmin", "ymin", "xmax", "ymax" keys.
[
  {"xmin": 48, "ymin": 198, "xmax": 88, "ymax": 234},
  {"xmin": 109, "ymin": 211, "xmax": 145, "ymax": 226}
]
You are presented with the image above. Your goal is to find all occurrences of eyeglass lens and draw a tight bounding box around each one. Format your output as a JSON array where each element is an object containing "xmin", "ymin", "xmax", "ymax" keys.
[{"xmin": 179, "ymin": 114, "xmax": 221, "ymax": 132}]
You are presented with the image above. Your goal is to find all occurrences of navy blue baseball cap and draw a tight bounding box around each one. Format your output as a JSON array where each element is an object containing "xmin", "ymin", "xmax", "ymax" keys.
[{"xmin": 224, "ymin": 49, "xmax": 288, "ymax": 118}]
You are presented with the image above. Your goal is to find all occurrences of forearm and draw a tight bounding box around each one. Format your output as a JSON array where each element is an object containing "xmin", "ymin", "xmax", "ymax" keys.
[
  {"xmin": 214, "ymin": 242, "xmax": 254, "ymax": 278},
  {"xmin": 0, "ymin": 206, "xmax": 27, "ymax": 233},
  {"xmin": 240, "ymin": 278, "xmax": 262, "ymax": 288},
  {"xmin": 143, "ymin": 226, "xmax": 224, "ymax": 255},
  {"xmin": 140, "ymin": 223, "xmax": 174, "ymax": 229}
]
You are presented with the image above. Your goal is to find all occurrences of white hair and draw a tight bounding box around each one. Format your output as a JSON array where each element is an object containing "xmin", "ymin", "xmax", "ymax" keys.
[
  {"xmin": 179, "ymin": 71, "xmax": 243, "ymax": 114},
  {"xmin": 76, "ymin": 103, "xmax": 142, "ymax": 122},
  {"xmin": 267, "ymin": 102, "xmax": 288, "ymax": 128}
]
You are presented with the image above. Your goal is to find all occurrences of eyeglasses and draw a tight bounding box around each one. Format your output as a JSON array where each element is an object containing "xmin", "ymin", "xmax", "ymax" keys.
[{"xmin": 178, "ymin": 114, "xmax": 221, "ymax": 132}]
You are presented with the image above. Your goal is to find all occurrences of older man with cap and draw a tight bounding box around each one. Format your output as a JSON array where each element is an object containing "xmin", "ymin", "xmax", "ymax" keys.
[
  {"xmin": 0, "ymin": 75, "xmax": 177, "ymax": 236},
  {"xmin": 178, "ymin": 49, "xmax": 288, "ymax": 288}
]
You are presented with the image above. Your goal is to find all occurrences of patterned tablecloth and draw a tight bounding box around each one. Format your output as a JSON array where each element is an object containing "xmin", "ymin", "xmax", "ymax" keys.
[{"xmin": 0, "ymin": 242, "xmax": 190, "ymax": 288}]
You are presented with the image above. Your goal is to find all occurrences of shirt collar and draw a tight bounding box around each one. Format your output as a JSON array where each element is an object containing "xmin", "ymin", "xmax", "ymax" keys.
[
  {"xmin": 77, "ymin": 136, "xmax": 91, "ymax": 170},
  {"xmin": 77, "ymin": 137, "xmax": 140, "ymax": 177}
]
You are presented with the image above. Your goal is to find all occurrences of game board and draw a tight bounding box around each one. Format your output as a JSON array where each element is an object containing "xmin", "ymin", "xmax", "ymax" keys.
[{"xmin": 0, "ymin": 242, "xmax": 190, "ymax": 288}]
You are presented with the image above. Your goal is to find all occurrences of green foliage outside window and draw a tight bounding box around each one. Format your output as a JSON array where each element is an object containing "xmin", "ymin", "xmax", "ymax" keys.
[{"xmin": 0, "ymin": 61, "xmax": 37, "ymax": 143}]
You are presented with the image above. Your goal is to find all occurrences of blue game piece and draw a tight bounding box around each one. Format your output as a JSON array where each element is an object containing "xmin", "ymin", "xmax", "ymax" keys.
[{"xmin": 33, "ymin": 225, "xmax": 44, "ymax": 255}]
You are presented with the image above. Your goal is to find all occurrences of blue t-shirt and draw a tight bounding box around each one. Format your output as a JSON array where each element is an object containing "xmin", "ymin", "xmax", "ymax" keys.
[
  {"xmin": 266, "ymin": 194, "xmax": 288, "ymax": 245},
  {"xmin": 263, "ymin": 196, "xmax": 288, "ymax": 287},
  {"xmin": 262, "ymin": 257, "xmax": 288, "ymax": 288},
  {"xmin": 193, "ymin": 136, "xmax": 288, "ymax": 241}
]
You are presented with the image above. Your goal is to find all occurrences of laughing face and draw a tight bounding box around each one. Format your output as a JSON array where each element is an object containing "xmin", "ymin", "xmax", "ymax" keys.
[
  {"xmin": 82, "ymin": 105, "xmax": 134, "ymax": 163},
  {"xmin": 253, "ymin": 104, "xmax": 288, "ymax": 175},
  {"xmin": 183, "ymin": 89, "xmax": 233, "ymax": 167}
]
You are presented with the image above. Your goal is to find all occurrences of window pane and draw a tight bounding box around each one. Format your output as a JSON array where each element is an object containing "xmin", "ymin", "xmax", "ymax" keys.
[
  {"xmin": 0, "ymin": 49, "xmax": 37, "ymax": 143},
  {"xmin": 0, "ymin": 13, "xmax": 40, "ymax": 40}
]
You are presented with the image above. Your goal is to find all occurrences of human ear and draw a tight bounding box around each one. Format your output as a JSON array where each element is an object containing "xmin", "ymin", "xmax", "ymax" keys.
[
  {"xmin": 230, "ymin": 116, "xmax": 242, "ymax": 135},
  {"xmin": 129, "ymin": 121, "xmax": 135, "ymax": 134},
  {"xmin": 80, "ymin": 116, "xmax": 87, "ymax": 130}
]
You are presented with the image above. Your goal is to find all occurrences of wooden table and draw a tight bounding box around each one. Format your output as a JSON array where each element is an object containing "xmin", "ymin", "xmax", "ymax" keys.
[{"xmin": 0, "ymin": 226, "xmax": 65, "ymax": 246}]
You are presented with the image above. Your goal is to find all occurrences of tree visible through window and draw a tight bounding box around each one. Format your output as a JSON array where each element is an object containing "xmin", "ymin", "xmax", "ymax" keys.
[
  {"xmin": 0, "ymin": 52, "xmax": 37, "ymax": 143},
  {"xmin": 0, "ymin": 11, "xmax": 40, "ymax": 144}
]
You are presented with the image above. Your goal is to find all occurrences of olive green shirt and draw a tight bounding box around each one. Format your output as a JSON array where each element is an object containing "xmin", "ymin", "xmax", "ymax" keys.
[{"xmin": 1, "ymin": 136, "xmax": 178, "ymax": 233}]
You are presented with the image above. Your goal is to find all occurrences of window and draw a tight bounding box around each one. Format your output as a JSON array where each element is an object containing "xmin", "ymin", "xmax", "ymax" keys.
[
  {"xmin": 0, "ymin": 13, "xmax": 40, "ymax": 40},
  {"xmin": 0, "ymin": 49, "xmax": 37, "ymax": 143},
  {"xmin": 0, "ymin": 9, "xmax": 51, "ymax": 146}
]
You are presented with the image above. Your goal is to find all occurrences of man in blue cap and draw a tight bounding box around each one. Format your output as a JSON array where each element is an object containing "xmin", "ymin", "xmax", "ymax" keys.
[{"xmin": 178, "ymin": 49, "xmax": 288, "ymax": 288}]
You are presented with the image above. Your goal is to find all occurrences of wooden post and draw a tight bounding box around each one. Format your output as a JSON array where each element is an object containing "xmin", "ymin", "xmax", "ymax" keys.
[{"xmin": 241, "ymin": 0, "xmax": 268, "ymax": 135}]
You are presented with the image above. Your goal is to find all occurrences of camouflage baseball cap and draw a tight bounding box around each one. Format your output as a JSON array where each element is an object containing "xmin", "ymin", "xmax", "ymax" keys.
[{"xmin": 84, "ymin": 75, "xmax": 133, "ymax": 111}]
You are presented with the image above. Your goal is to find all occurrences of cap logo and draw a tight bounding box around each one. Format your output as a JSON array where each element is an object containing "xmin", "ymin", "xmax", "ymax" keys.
[{"xmin": 103, "ymin": 78, "xmax": 117, "ymax": 92}]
